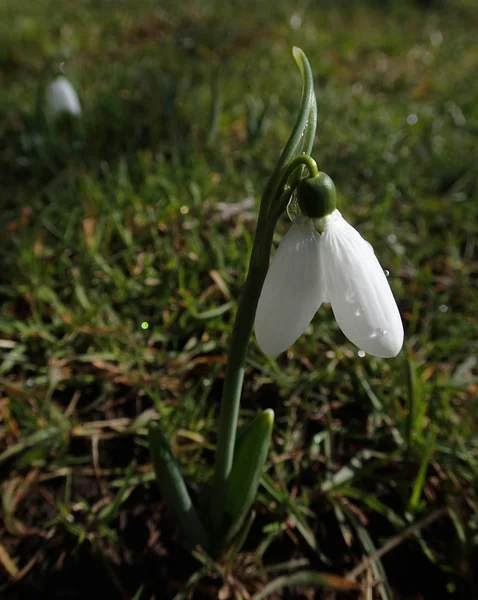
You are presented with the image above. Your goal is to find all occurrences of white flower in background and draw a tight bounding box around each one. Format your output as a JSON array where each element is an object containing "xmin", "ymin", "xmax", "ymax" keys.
[
  {"xmin": 255, "ymin": 175, "xmax": 404, "ymax": 358},
  {"xmin": 46, "ymin": 76, "xmax": 82, "ymax": 121}
]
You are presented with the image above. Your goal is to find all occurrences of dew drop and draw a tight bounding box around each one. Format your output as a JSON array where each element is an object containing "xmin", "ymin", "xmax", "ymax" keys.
[
  {"xmin": 354, "ymin": 307, "xmax": 365, "ymax": 317},
  {"xmin": 358, "ymin": 350, "xmax": 366, "ymax": 358},
  {"xmin": 345, "ymin": 289, "xmax": 356, "ymax": 303},
  {"xmin": 439, "ymin": 304, "xmax": 448, "ymax": 313},
  {"xmin": 370, "ymin": 328, "xmax": 388, "ymax": 339},
  {"xmin": 26, "ymin": 378, "xmax": 35, "ymax": 387},
  {"xmin": 384, "ymin": 269, "xmax": 390, "ymax": 277},
  {"xmin": 407, "ymin": 113, "xmax": 418, "ymax": 125}
]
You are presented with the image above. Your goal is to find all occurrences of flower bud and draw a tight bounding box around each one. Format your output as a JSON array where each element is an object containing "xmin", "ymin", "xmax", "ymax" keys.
[{"xmin": 297, "ymin": 172, "xmax": 336, "ymax": 219}]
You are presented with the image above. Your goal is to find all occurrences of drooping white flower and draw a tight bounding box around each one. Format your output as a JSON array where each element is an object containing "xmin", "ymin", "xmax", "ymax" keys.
[
  {"xmin": 254, "ymin": 209, "xmax": 403, "ymax": 358},
  {"xmin": 255, "ymin": 216, "xmax": 324, "ymax": 355},
  {"xmin": 320, "ymin": 210, "xmax": 403, "ymax": 358},
  {"xmin": 46, "ymin": 76, "xmax": 82, "ymax": 122}
]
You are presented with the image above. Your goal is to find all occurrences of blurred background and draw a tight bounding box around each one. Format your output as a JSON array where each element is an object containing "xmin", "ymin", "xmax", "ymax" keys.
[{"xmin": 1, "ymin": 0, "xmax": 477, "ymax": 598}]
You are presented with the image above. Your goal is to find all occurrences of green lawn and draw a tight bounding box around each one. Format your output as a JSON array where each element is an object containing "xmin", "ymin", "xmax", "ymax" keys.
[{"xmin": 1, "ymin": 0, "xmax": 477, "ymax": 598}]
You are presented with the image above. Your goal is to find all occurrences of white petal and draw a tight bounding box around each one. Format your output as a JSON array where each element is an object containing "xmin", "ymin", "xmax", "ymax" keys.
[
  {"xmin": 255, "ymin": 217, "xmax": 324, "ymax": 355},
  {"xmin": 321, "ymin": 210, "xmax": 403, "ymax": 358},
  {"xmin": 46, "ymin": 77, "xmax": 82, "ymax": 120}
]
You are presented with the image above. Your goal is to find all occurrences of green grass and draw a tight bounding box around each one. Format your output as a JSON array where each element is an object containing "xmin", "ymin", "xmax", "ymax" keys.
[{"xmin": 1, "ymin": 0, "xmax": 477, "ymax": 598}]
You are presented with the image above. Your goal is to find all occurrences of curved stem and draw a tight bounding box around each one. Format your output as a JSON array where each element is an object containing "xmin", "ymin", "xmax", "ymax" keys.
[
  {"xmin": 209, "ymin": 176, "xmax": 297, "ymax": 536},
  {"xmin": 267, "ymin": 155, "xmax": 318, "ymax": 224},
  {"xmin": 210, "ymin": 246, "xmax": 273, "ymax": 531},
  {"xmin": 209, "ymin": 48, "xmax": 317, "ymax": 538},
  {"xmin": 275, "ymin": 154, "xmax": 319, "ymax": 193}
]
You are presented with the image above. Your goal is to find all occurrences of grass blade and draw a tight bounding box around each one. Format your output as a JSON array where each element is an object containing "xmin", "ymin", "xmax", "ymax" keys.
[{"xmin": 254, "ymin": 570, "xmax": 358, "ymax": 599}]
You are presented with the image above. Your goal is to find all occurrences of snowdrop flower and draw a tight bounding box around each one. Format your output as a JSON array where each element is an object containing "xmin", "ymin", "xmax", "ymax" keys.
[
  {"xmin": 255, "ymin": 173, "xmax": 403, "ymax": 358},
  {"xmin": 46, "ymin": 76, "xmax": 82, "ymax": 122}
]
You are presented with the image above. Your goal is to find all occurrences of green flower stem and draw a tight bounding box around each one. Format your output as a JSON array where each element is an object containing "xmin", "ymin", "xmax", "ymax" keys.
[
  {"xmin": 210, "ymin": 156, "xmax": 314, "ymax": 532},
  {"xmin": 209, "ymin": 262, "xmax": 271, "ymax": 531},
  {"xmin": 210, "ymin": 48, "xmax": 318, "ymax": 537},
  {"xmin": 149, "ymin": 424, "xmax": 210, "ymax": 550},
  {"xmin": 268, "ymin": 155, "xmax": 318, "ymax": 225},
  {"xmin": 276, "ymin": 154, "xmax": 319, "ymax": 192}
]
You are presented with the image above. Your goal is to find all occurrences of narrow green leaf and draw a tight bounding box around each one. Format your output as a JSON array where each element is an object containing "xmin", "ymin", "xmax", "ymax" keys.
[
  {"xmin": 223, "ymin": 509, "xmax": 256, "ymax": 567},
  {"xmin": 196, "ymin": 300, "xmax": 234, "ymax": 320},
  {"xmin": 343, "ymin": 505, "xmax": 393, "ymax": 600},
  {"xmin": 408, "ymin": 427, "xmax": 437, "ymax": 512},
  {"xmin": 131, "ymin": 586, "xmax": 144, "ymax": 600},
  {"xmin": 0, "ymin": 426, "xmax": 62, "ymax": 465},
  {"xmin": 171, "ymin": 568, "xmax": 209, "ymax": 600},
  {"xmin": 97, "ymin": 460, "xmax": 136, "ymax": 524},
  {"xmin": 338, "ymin": 486, "xmax": 405, "ymax": 529},
  {"xmin": 254, "ymin": 570, "xmax": 358, "ymax": 599},
  {"xmin": 219, "ymin": 409, "xmax": 274, "ymax": 550},
  {"xmin": 149, "ymin": 423, "xmax": 209, "ymax": 550}
]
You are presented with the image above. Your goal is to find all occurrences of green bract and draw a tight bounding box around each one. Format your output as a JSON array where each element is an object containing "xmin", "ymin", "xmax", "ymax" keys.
[{"xmin": 297, "ymin": 172, "xmax": 337, "ymax": 219}]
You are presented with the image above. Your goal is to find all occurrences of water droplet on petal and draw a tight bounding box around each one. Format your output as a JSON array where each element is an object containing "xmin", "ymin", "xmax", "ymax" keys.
[
  {"xmin": 345, "ymin": 289, "xmax": 356, "ymax": 303},
  {"xmin": 354, "ymin": 307, "xmax": 365, "ymax": 317},
  {"xmin": 384, "ymin": 269, "xmax": 390, "ymax": 277},
  {"xmin": 358, "ymin": 350, "xmax": 366, "ymax": 358},
  {"xmin": 370, "ymin": 328, "xmax": 388, "ymax": 339}
]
